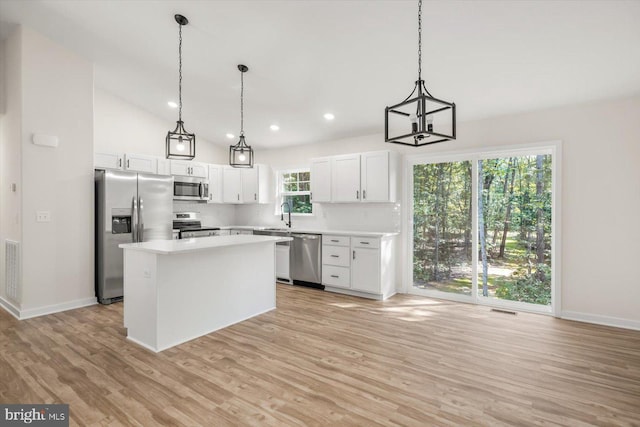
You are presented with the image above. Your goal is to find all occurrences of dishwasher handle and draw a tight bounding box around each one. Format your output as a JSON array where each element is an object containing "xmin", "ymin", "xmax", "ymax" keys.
[{"xmin": 291, "ymin": 234, "xmax": 320, "ymax": 240}]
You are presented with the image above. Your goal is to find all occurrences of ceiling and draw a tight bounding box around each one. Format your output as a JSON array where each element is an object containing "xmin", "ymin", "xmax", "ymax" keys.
[{"xmin": 1, "ymin": 0, "xmax": 639, "ymax": 149}]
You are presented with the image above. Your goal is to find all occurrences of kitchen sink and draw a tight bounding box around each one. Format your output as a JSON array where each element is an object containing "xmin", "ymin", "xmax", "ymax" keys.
[
  {"xmin": 264, "ymin": 228, "xmax": 292, "ymax": 232},
  {"xmin": 254, "ymin": 228, "xmax": 292, "ymax": 236}
]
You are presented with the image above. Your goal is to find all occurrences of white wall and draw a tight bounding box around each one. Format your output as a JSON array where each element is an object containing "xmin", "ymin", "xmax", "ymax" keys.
[
  {"xmin": 94, "ymin": 89, "xmax": 227, "ymax": 165},
  {"xmin": 251, "ymin": 95, "xmax": 640, "ymax": 328},
  {"xmin": 0, "ymin": 26, "xmax": 95, "ymax": 317},
  {"xmin": 0, "ymin": 30, "xmax": 23, "ymax": 308},
  {"xmin": 20, "ymin": 26, "xmax": 95, "ymax": 314}
]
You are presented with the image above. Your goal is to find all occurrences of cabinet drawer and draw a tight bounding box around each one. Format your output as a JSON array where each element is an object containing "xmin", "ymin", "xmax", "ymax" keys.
[
  {"xmin": 323, "ymin": 235, "xmax": 350, "ymax": 246},
  {"xmin": 352, "ymin": 236, "xmax": 380, "ymax": 249},
  {"xmin": 322, "ymin": 265, "xmax": 350, "ymax": 288},
  {"xmin": 322, "ymin": 245, "xmax": 350, "ymax": 267}
]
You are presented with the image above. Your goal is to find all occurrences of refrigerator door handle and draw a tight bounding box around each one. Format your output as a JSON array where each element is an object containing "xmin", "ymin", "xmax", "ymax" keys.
[
  {"xmin": 138, "ymin": 197, "xmax": 144, "ymax": 242},
  {"xmin": 131, "ymin": 196, "xmax": 138, "ymax": 242}
]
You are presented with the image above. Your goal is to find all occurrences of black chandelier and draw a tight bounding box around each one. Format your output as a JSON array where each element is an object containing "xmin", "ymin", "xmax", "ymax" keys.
[
  {"xmin": 229, "ymin": 64, "xmax": 254, "ymax": 168},
  {"xmin": 166, "ymin": 14, "xmax": 196, "ymax": 160},
  {"xmin": 385, "ymin": 0, "xmax": 456, "ymax": 147}
]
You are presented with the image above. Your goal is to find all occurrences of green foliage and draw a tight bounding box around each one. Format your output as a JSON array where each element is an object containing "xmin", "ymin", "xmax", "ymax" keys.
[{"xmin": 495, "ymin": 264, "xmax": 551, "ymax": 305}]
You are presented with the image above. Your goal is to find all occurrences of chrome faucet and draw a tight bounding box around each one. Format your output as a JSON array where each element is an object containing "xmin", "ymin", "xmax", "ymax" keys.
[{"xmin": 281, "ymin": 202, "xmax": 292, "ymax": 228}]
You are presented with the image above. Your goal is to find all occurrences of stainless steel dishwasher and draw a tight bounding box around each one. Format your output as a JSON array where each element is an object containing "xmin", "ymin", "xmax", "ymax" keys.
[{"xmin": 290, "ymin": 233, "xmax": 323, "ymax": 289}]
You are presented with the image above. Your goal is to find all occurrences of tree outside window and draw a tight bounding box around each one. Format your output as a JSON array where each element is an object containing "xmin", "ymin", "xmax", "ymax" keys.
[{"xmin": 279, "ymin": 169, "xmax": 312, "ymax": 214}]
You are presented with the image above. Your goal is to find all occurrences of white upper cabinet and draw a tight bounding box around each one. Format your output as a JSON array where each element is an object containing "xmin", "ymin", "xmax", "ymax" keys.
[
  {"xmin": 311, "ymin": 150, "xmax": 398, "ymax": 203},
  {"xmin": 124, "ymin": 153, "xmax": 157, "ymax": 174},
  {"xmin": 331, "ymin": 154, "xmax": 361, "ymax": 202},
  {"xmin": 157, "ymin": 159, "xmax": 171, "ymax": 176},
  {"xmin": 170, "ymin": 160, "xmax": 208, "ymax": 178},
  {"xmin": 241, "ymin": 168, "xmax": 259, "ymax": 203},
  {"xmin": 221, "ymin": 165, "xmax": 271, "ymax": 204},
  {"xmin": 310, "ymin": 157, "xmax": 331, "ymax": 202},
  {"xmin": 207, "ymin": 165, "xmax": 223, "ymax": 204},
  {"xmin": 223, "ymin": 168, "xmax": 242, "ymax": 203},
  {"xmin": 361, "ymin": 151, "xmax": 392, "ymax": 202},
  {"xmin": 94, "ymin": 152, "xmax": 124, "ymax": 170}
]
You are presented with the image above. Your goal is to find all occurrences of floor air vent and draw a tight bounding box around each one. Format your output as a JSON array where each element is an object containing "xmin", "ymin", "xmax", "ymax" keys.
[
  {"xmin": 5, "ymin": 240, "xmax": 20, "ymax": 303},
  {"xmin": 491, "ymin": 308, "xmax": 517, "ymax": 315}
]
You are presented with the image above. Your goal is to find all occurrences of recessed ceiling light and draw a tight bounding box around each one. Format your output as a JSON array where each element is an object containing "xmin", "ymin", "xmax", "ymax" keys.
[
  {"xmin": 270, "ymin": 124, "xmax": 280, "ymax": 131},
  {"xmin": 226, "ymin": 133, "xmax": 235, "ymax": 139},
  {"xmin": 167, "ymin": 101, "xmax": 178, "ymax": 108},
  {"xmin": 324, "ymin": 113, "xmax": 335, "ymax": 121}
]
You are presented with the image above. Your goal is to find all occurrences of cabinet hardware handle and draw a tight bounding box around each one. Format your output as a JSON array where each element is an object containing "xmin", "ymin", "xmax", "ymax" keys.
[
  {"xmin": 237, "ymin": 194, "xmax": 240, "ymax": 201},
  {"xmin": 331, "ymin": 239, "xmax": 339, "ymax": 242},
  {"xmin": 363, "ymin": 189, "xmax": 366, "ymax": 199},
  {"xmin": 126, "ymin": 159, "xmax": 130, "ymax": 169},
  {"xmin": 330, "ymin": 275, "xmax": 339, "ymax": 278},
  {"xmin": 254, "ymin": 193, "xmax": 257, "ymax": 201},
  {"xmin": 310, "ymin": 192, "xmax": 313, "ymax": 201},
  {"xmin": 118, "ymin": 158, "xmax": 122, "ymax": 168},
  {"xmin": 356, "ymin": 190, "xmax": 359, "ymax": 200},
  {"xmin": 353, "ymin": 250, "xmax": 356, "ymax": 260},
  {"xmin": 330, "ymin": 255, "xmax": 339, "ymax": 258},
  {"xmin": 360, "ymin": 241, "xmax": 370, "ymax": 245}
]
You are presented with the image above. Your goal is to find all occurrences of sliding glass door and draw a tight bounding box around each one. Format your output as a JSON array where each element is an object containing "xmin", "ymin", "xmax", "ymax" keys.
[
  {"xmin": 410, "ymin": 145, "xmax": 558, "ymax": 314},
  {"xmin": 413, "ymin": 161, "xmax": 473, "ymax": 297}
]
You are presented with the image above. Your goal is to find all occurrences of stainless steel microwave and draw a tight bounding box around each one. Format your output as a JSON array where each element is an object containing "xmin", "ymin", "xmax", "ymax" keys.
[{"xmin": 173, "ymin": 176, "xmax": 209, "ymax": 201}]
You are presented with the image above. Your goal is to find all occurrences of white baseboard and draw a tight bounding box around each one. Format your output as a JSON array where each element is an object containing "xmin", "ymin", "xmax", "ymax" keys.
[
  {"xmin": 0, "ymin": 297, "xmax": 98, "ymax": 320},
  {"xmin": 0, "ymin": 296, "xmax": 21, "ymax": 319},
  {"xmin": 561, "ymin": 311, "xmax": 640, "ymax": 331}
]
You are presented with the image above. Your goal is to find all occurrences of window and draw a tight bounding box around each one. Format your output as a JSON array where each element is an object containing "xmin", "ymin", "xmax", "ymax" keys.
[{"xmin": 278, "ymin": 169, "xmax": 312, "ymax": 215}]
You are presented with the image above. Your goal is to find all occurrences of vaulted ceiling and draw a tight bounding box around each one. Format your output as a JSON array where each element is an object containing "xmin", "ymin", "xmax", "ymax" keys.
[{"xmin": 1, "ymin": 0, "xmax": 639, "ymax": 148}]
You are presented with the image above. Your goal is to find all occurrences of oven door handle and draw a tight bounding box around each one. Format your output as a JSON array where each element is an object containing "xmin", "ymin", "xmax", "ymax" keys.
[{"xmin": 198, "ymin": 182, "xmax": 203, "ymax": 199}]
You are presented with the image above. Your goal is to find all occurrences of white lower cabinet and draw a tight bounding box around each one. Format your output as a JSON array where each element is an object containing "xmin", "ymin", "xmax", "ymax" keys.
[
  {"xmin": 276, "ymin": 244, "xmax": 291, "ymax": 283},
  {"xmin": 322, "ymin": 234, "xmax": 396, "ymax": 300}
]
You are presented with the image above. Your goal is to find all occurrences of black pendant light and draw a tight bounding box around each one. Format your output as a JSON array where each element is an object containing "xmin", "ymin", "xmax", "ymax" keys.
[
  {"xmin": 166, "ymin": 14, "xmax": 196, "ymax": 160},
  {"xmin": 229, "ymin": 64, "xmax": 254, "ymax": 168},
  {"xmin": 385, "ymin": 0, "xmax": 456, "ymax": 146}
]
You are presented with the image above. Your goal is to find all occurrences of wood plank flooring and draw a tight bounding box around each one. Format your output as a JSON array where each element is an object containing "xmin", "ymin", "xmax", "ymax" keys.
[{"xmin": 1, "ymin": 285, "xmax": 639, "ymax": 426}]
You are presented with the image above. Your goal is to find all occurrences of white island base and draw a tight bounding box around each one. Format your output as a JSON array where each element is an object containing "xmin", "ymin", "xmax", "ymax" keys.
[{"xmin": 120, "ymin": 235, "xmax": 290, "ymax": 352}]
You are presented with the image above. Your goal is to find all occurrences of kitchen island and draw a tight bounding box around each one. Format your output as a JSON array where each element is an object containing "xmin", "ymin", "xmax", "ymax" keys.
[{"xmin": 119, "ymin": 234, "xmax": 291, "ymax": 352}]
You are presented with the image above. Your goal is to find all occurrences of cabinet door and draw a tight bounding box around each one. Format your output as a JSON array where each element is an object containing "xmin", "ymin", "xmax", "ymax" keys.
[
  {"xmin": 94, "ymin": 152, "xmax": 123, "ymax": 170},
  {"xmin": 207, "ymin": 165, "xmax": 223, "ymax": 203},
  {"xmin": 361, "ymin": 151, "xmax": 389, "ymax": 202},
  {"xmin": 223, "ymin": 168, "xmax": 242, "ymax": 203},
  {"xmin": 310, "ymin": 158, "xmax": 331, "ymax": 202},
  {"xmin": 190, "ymin": 162, "xmax": 209, "ymax": 179},
  {"xmin": 170, "ymin": 160, "xmax": 191, "ymax": 177},
  {"xmin": 157, "ymin": 159, "xmax": 171, "ymax": 175},
  {"xmin": 331, "ymin": 154, "xmax": 361, "ymax": 202},
  {"xmin": 351, "ymin": 246, "xmax": 380, "ymax": 293},
  {"xmin": 124, "ymin": 153, "xmax": 157, "ymax": 174},
  {"xmin": 241, "ymin": 168, "xmax": 259, "ymax": 203}
]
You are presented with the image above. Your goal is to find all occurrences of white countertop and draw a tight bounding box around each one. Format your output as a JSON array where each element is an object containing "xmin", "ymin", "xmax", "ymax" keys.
[
  {"xmin": 120, "ymin": 235, "xmax": 292, "ymax": 255},
  {"xmin": 217, "ymin": 225, "xmax": 399, "ymax": 237}
]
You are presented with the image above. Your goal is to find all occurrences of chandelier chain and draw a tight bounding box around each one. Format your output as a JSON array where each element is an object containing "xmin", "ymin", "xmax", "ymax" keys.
[
  {"xmin": 240, "ymin": 70, "xmax": 244, "ymax": 135},
  {"xmin": 178, "ymin": 22, "xmax": 183, "ymax": 123},
  {"xmin": 418, "ymin": 0, "xmax": 422, "ymax": 81}
]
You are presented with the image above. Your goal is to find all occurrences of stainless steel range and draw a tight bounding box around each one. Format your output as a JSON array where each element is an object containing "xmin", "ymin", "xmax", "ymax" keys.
[{"xmin": 173, "ymin": 212, "xmax": 221, "ymax": 238}]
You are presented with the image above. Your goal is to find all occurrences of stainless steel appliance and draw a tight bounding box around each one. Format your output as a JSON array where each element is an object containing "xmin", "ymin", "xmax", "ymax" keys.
[
  {"xmin": 173, "ymin": 212, "xmax": 221, "ymax": 238},
  {"xmin": 291, "ymin": 233, "xmax": 322, "ymax": 288},
  {"xmin": 173, "ymin": 176, "xmax": 209, "ymax": 201},
  {"xmin": 95, "ymin": 170, "xmax": 173, "ymax": 304}
]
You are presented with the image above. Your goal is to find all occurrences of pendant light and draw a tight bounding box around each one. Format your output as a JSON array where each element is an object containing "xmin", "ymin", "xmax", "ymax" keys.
[
  {"xmin": 385, "ymin": 0, "xmax": 456, "ymax": 146},
  {"xmin": 229, "ymin": 65, "xmax": 254, "ymax": 168},
  {"xmin": 166, "ymin": 14, "xmax": 196, "ymax": 160}
]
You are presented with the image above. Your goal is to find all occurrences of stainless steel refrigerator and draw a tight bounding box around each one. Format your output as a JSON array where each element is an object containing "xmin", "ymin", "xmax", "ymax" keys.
[{"xmin": 95, "ymin": 169, "xmax": 173, "ymax": 304}]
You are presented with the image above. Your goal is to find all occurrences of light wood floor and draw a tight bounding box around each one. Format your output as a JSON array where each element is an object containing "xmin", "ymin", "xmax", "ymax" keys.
[{"xmin": 1, "ymin": 285, "xmax": 639, "ymax": 426}]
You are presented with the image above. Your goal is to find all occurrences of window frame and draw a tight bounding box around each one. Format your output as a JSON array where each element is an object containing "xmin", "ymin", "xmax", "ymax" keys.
[{"xmin": 275, "ymin": 168, "xmax": 314, "ymax": 217}]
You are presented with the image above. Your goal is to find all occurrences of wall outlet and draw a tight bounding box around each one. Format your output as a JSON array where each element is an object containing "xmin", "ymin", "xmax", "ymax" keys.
[{"xmin": 36, "ymin": 211, "xmax": 51, "ymax": 222}]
